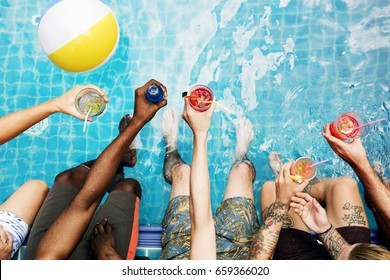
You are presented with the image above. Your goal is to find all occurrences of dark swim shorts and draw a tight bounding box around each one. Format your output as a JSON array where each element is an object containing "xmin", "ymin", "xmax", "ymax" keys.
[
  {"xmin": 25, "ymin": 182, "xmax": 140, "ymax": 260},
  {"xmin": 159, "ymin": 195, "xmax": 260, "ymax": 260},
  {"xmin": 273, "ymin": 226, "xmax": 371, "ymax": 260}
]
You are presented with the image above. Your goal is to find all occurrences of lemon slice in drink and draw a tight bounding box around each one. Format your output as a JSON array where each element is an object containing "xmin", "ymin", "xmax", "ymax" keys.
[
  {"xmin": 288, "ymin": 175, "xmax": 303, "ymax": 183},
  {"xmin": 340, "ymin": 124, "xmax": 355, "ymax": 134},
  {"xmin": 339, "ymin": 117, "xmax": 356, "ymax": 135}
]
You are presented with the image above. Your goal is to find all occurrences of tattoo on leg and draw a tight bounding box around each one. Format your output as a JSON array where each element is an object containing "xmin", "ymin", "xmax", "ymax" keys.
[{"xmin": 342, "ymin": 202, "xmax": 367, "ymax": 226}]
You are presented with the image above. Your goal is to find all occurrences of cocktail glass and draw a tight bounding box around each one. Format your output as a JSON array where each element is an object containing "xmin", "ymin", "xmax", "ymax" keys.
[
  {"xmin": 184, "ymin": 85, "xmax": 214, "ymax": 112},
  {"xmin": 329, "ymin": 112, "xmax": 365, "ymax": 140},
  {"xmin": 290, "ymin": 157, "xmax": 317, "ymax": 183}
]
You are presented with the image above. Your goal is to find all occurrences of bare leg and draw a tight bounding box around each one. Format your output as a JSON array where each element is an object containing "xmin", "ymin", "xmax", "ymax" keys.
[
  {"xmin": 223, "ymin": 118, "xmax": 255, "ymax": 201},
  {"xmin": 162, "ymin": 108, "xmax": 190, "ymax": 200},
  {"xmin": 308, "ymin": 177, "xmax": 369, "ymax": 228},
  {"xmin": 0, "ymin": 180, "xmax": 48, "ymax": 226}
]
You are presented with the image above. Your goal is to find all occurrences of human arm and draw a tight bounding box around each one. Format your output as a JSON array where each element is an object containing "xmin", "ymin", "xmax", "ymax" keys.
[
  {"xmin": 248, "ymin": 162, "xmax": 309, "ymax": 260},
  {"xmin": 0, "ymin": 226, "xmax": 13, "ymax": 260},
  {"xmin": 322, "ymin": 124, "xmax": 390, "ymax": 237},
  {"xmin": 34, "ymin": 79, "xmax": 167, "ymax": 259},
  {"xmin": 90, "ymin": 218, "xmax": 122, "ymax": 260},
  {"xmin": 182, "ymin": 99, "xmax": 216, "ymax": 260},
  {"xmin": 0, "ymin": 85, "xmax": 109, "ymax": 146},
  {"xmin": 290, "ymin": 192, "xmax": 350, "ymax": 259}
]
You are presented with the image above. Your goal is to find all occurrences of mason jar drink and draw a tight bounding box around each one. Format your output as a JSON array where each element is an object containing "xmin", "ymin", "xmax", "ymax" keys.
[{"xmin": 75, "ymin": 88, "xmax": 106, "ymax": 117}]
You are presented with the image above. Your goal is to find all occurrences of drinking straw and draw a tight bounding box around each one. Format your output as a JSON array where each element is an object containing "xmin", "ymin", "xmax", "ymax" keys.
[
  {"xmin": 353, "ymin": 117, "xmax": 386, "ymax": 131},
  {"xmin": 202, "ymin": 100, "xmax": 234, "ymax": 114},
  {"xmin": 185, "ymin": 97, "xmax": 234, "ymax": 114},
  {"xmin": 309, "ymin": 159, "xmax": 330, "ymax": 168},
  {"xmin": 83, "ymin": 108, "xmax": 92, "ymax": 133}
]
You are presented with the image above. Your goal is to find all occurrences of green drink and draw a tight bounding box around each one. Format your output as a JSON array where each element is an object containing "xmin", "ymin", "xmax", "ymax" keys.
[{"xmin": 75, "ymin": 88, "xmax": 106, "ymax": 117}]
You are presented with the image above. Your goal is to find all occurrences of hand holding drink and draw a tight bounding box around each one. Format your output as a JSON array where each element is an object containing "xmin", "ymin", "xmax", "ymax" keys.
[
  {"xmin": 182, "ymin": 95, "xmax": 216, "ymax": 135},
  {"xmin": 53, "ymin": 84, "xmax": 109, "ymax": 122},
  {"xmin": 322, "ymin": 124, "xmax": 369, "ymax": 166},
  {"xmin": 182, "ymin": 85, "xmax": 233, "ymax": 114},
  {"xmin": 276, "ymin": 162, "xmax": 310, "ymax": 205},
  {"xmin": 325, "ymin": 112, "xmax": 386, "ymax": 164},
  {"xmin": 329, "ymin": 112, "xmax": 386, "ymax": 141},
  {"xmin": 133, "ymin": 79, "xmax": 168, "ymax": 125},
  {"xmin": 329, "ymin": 112, "xmax": 364, "ymax": 140}
]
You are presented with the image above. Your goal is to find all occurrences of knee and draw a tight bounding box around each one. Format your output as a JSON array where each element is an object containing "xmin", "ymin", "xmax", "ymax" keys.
[
  {"xmin": 333, "ymin": 177, "xmax": 358, "ymax": 192},
  {"xmin": 231, "ymin": 162, "xmax": 255, "ymax": 181},
  {"xmin": 54, "ymin": 170, "xmax": 74, "ymax": 185},
  {"xmin": 26, "ymin": 180, "xmax": 49, "ymax": 196},
  {"xmin": 112, "ymin": 178, "xmax": 142, "ymax": 199},
  {"xmin": 327, "ymin": 176, "xmax": 359, "ymax": 198},
  {"xmin": 171, "ymin": 164, "xmax": 190, "ymax": 181},
  {"xmin": 54, "ymin": 168, "xmax": 87, "ymax": 189}
]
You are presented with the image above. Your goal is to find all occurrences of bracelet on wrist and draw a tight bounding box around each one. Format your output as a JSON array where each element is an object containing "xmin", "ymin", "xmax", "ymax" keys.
[{"xmin": 317, "ymin": 224, "xmax": 333, "ymax": 236}]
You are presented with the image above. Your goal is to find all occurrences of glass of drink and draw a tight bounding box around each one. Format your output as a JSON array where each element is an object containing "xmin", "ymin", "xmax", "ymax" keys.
[
  {"xmin": 290, "ymin": 157, "xmax": 317, "ymax": 183},
  {"xmin": 329, "ymin": 112, "xmax": 365, "ymax": 140},
  {"xmin": 183, "ymin": 85, "xmax": 214, "ymax": 112},
  {"xmin": 75, "ymin": 88, "xmax": 106, "ymax": 117}
]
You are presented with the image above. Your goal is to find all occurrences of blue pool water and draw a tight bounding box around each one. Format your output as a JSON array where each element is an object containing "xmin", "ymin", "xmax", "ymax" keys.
[{"xmin": 0, "ymin": 0, "xmax": 389, "ymax": 230}]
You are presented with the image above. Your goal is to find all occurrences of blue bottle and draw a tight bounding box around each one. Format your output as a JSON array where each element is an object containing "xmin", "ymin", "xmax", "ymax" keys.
[{"xmin": 146, "ymin": 85, "xmax": 164, "ymax": 103}]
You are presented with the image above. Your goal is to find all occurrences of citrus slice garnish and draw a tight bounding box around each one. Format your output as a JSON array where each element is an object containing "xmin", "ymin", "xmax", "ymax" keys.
[
  {"xmin": 339, "ymin": 117, "xmax": 356, "ymax": 135},
  {"xmin": 288, "ymin": 175, "xmax": 303, "ymax": 183}
]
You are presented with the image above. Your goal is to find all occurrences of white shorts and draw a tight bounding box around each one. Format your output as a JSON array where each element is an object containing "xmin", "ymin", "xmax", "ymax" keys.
[{"xmin": 0, "ymin": 211, "xmax": 29, "ymax": 258}]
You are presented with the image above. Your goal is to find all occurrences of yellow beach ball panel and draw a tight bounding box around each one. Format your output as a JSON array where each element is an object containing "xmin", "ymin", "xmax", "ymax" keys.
[
  {"xmin": 38, "ymin": 0, "xmax": 120, "ymax": 72},
  {"xmin": 48, "ymin": 13, "xmax": 119, "ymax": 72}
]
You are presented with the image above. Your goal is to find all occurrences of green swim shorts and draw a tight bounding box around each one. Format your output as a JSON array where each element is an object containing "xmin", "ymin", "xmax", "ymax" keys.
[{"xmin": 160, "ymin": 195, "xmax": 260, "ymax": 260}]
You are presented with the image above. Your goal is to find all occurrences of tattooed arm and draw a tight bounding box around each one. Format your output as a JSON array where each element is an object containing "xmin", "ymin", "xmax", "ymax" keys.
[
  {"xmin": 248, "ymin": 162, "xmax": 309, "ymax": 260},
  {"xmin": 317, "ymin": 225, "xmax": 350, "ymax": 259},
  {"xmin": 248, "ymin": 201, "xmax": 288, "ymax": 259}
]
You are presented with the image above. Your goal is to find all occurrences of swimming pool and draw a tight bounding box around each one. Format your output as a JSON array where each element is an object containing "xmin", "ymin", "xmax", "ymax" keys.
[{"xmin": 0, "ymin": 0, "xmax": 389, "ymax": 231}]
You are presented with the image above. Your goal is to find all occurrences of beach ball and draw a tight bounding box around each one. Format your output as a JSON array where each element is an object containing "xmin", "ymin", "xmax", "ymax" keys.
[{"xmin": 38, "ymin": 0, "xmax": 120, "ymax": 72}]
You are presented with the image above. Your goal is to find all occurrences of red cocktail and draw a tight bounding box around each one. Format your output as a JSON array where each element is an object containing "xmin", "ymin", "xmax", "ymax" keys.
[
  {"xmin": 185, "ymin": 85, "xmax": 214, "ymax": 112},
  {"xmin": 290, "ymin": 157, "xmax": 317, "ymax": 182},
  {"xmin": 330, "ymin": 112, "xmax": 364, "ymax": 140}
]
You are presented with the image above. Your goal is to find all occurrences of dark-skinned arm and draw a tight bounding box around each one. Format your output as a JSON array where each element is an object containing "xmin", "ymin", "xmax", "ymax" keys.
[{"xmin": 34, "ymin": 80, "xmax": 167, "ymax": 260}]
